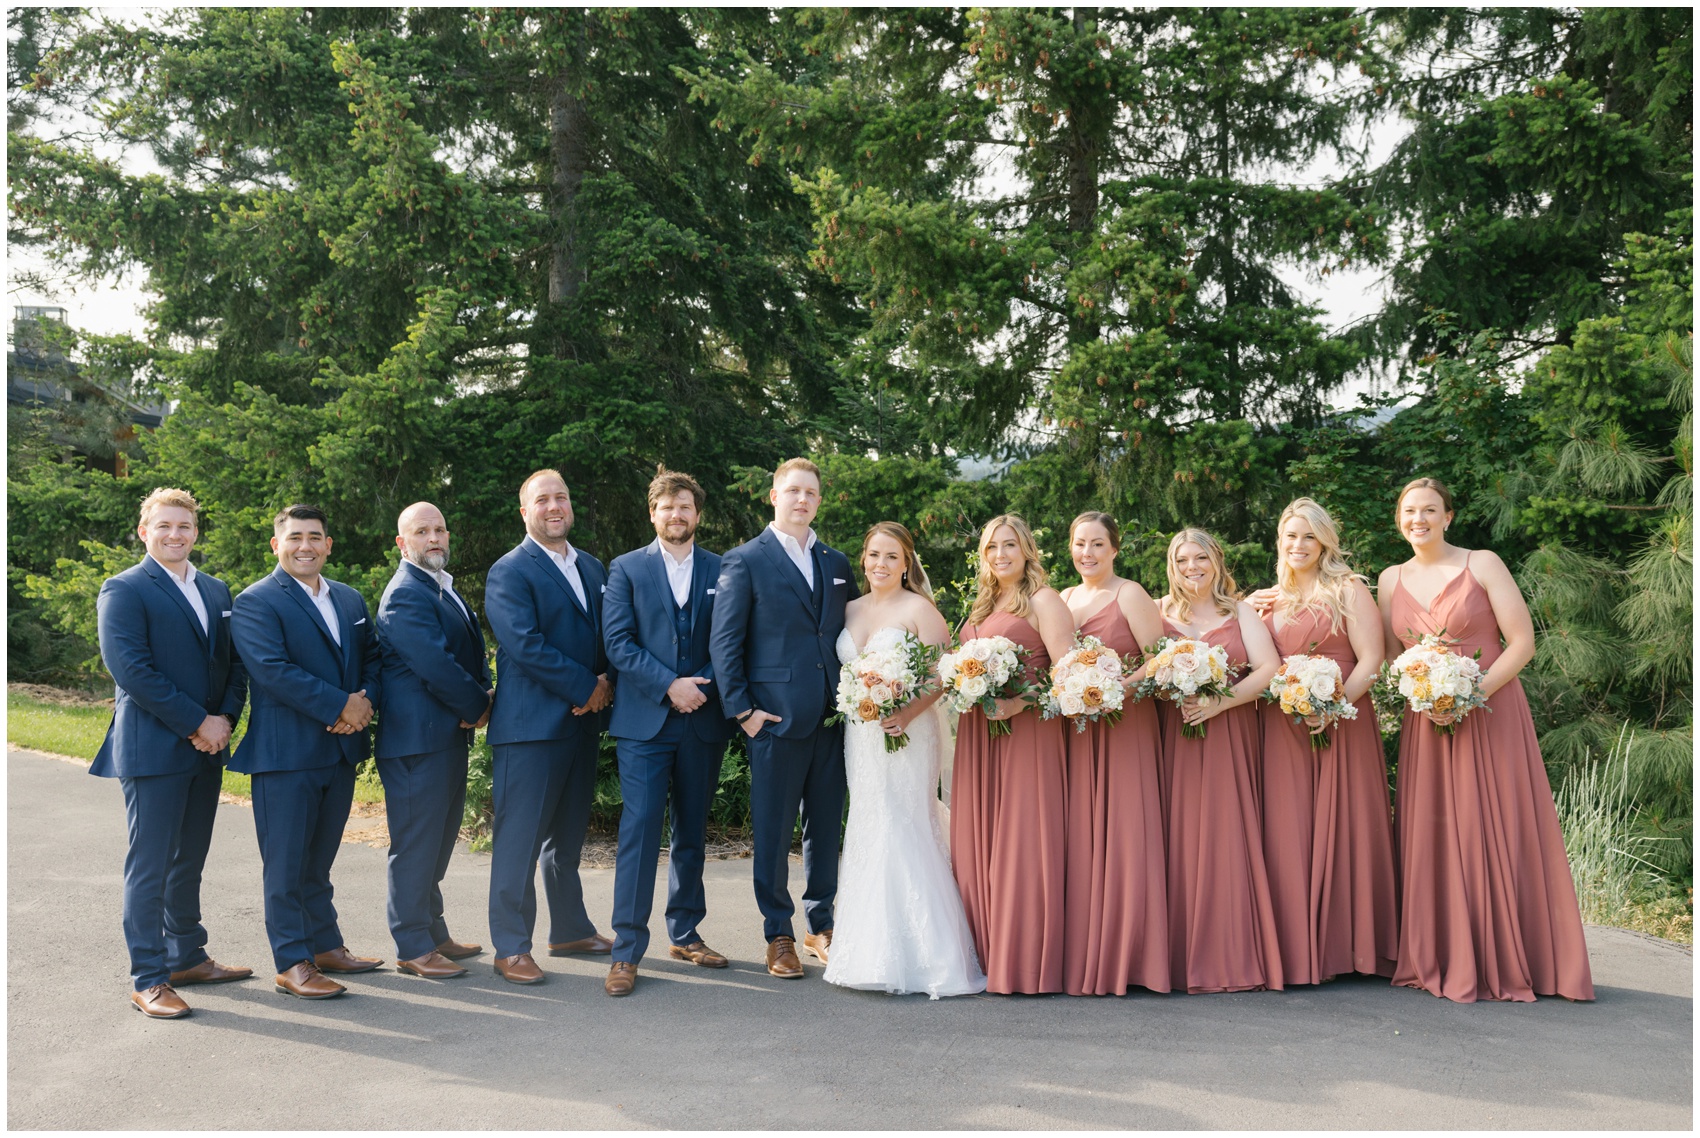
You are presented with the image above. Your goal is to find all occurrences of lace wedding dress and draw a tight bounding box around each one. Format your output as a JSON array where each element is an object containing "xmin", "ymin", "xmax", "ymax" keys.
[{"xmin": 823, "ymin": 627, "xmax": 986, "ymax": 998}]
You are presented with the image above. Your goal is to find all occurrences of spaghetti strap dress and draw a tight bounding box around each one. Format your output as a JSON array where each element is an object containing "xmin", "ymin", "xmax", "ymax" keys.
[
  {"xmin": 1260, "ymin": 607, "xmax": 1398, "ymax": 984},
  {"xmin": 1161, "ymin": 615, "xmax": 1284, "ymax": 993},
  {"xmin": 1063, "ymin": 593, "xmax": 1170, "ymax": 995},
  {"xmin": 1389, "ymin": 563, "xmax": 1595, "ymax": 1002},
  {"xmin": 949, "ymin": 612, "xmax": 1069, "ymax": 994}
]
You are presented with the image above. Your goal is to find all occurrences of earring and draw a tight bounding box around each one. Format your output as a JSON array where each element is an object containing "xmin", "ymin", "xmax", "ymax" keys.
[{"xmin": 901, "ymin": 570, "xmax": 909, "ymax": 584}]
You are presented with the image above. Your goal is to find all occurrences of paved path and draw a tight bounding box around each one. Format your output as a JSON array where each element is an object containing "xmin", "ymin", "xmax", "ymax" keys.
[{"xmin": 8, "ymin": 749, "xmax": 1692, "ymax": 1130}]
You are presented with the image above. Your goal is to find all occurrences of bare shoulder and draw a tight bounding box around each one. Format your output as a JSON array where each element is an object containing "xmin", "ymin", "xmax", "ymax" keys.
[
  {"xmin": 1118, "ymin": 577, "xmax": 1156, "ymax": 604},
  {"xmin": 1030, "ymin": 587, "xmax": 1071, "ymax": 617},
  {"xmin": 1466, "ymin": 547, "xmax": 1514, "ymax": 582}
]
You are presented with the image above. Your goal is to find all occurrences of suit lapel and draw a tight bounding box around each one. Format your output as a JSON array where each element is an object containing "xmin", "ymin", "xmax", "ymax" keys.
[
  {"xmin": 688, "ymin": 547, "xmax": 710, "ymax": 637},
  {"xmin": 192, "ymin": 572, "xmax": 221, "ymax": 657},
  {"xmin": 524, "ymin": 539, "xmax": 590, "ymax": 620},
  {"xmin": 759, "ymin": 531, "xmax": 815, "ymax": 613},
  {"xmin": 143, "ymin": 558, "xmax": 210, "ymax": 648},
  {"xmin": 274, "ymin": 566, "xmax": 342, "ymax": 655}
]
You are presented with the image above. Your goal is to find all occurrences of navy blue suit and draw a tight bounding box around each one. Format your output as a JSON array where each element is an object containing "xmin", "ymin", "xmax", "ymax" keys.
[
  {"xmin": 708, "ymin": 527, "xmax": 857, "ymax": 941},
  {"xmin": 230, "ymin": 566, "xmax": 383, "ymax": 972},
  {"xmin": 602, "ymin": 540, "xmax": 732, "ymax": 964},
  {"xmin": 373, "ymin": 560, "xmax": 491, "ymax": 960},
  {"xmin": 94, "ymin": 556, "xmax": 246, "ymax": 991},
  {"xmin": 483, "ymin": 537, "xmax": 610, "ymax": 958}
]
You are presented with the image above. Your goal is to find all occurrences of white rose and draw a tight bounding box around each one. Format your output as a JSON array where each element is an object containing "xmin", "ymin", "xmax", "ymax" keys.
[{"xmin": 960, "ymin": 675, "xmax": 989, "ymax": 699}]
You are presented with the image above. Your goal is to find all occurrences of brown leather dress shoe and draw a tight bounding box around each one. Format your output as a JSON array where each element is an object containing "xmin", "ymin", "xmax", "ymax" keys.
[
  {"xmin": 604, "ymin": 961, "xmax": 637, "ymax": 997},
  {"xmin": 313, "ymin": 946, "xmax": 384, "ymax": 974},
  {"xmin": 669, "ymin": 941, "xmax": 730, "ymax": 969},
  {"xmin": 170, "ymin": 958, "xmax": 254, "ymax": 986},
  {"xmin": 274, "ymin": 962, "xmax": 346, "ymax": 999},
  {"xmin": 494, "ymin": 953, "xmax": 545, "ymax": 984},
  {"xmin": 766, "ymin": 935, "xmax": 804, "ymax": 979},
  {"xmin": 547, "ymin": 933, "xmax": 614, "ymax": 956},
  {"xmin": 434, "ymin": 938, "xmax": 483, "ymax": 960},
  {"xmin": 131, "ymin": 983, "xmax": 191, "ymax": 1018},
  {"xmin": 803, "ymin": 929, "xmax": 832, "ymax": 964},
  {"xmin": 397, "ymin": 951, "xmax": 468, "ymax": 979}
]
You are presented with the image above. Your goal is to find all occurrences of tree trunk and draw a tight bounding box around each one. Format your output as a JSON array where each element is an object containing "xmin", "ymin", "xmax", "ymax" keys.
[{"xmin": 548, "ymin": 80, "xmax": 589, "ymax": 306}]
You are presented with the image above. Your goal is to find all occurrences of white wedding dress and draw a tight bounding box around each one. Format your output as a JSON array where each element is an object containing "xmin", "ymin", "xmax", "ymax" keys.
[{"xmin": 824, "ymin": 627, "xmax": 987, "ymax": 999}]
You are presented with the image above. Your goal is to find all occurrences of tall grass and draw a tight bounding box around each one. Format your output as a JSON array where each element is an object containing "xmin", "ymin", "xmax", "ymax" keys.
[{"xmin": 1555, "ymin": 727, "xmax": 1685, "ymax": 938}]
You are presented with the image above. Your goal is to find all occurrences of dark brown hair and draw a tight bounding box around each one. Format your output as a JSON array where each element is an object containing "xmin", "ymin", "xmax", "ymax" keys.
[
  {"xmin": 1069, "ymin": 511, "xmax": 1122, "ymax": 551},
  {"xmin": 647, "ymin": 465, "xmax": 705, "ymax": 511}
]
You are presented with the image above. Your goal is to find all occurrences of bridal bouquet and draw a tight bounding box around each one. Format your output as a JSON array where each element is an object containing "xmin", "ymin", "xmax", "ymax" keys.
[
  {"xmin": 1265, "ymin": 653, "xmax": 1358, "ymax": 749},
  {"xmin": 1389, "ymin": 633, "xmax": 1489, "ymax": 736},
  {"xmin": 1136, "ymin": 636, "xmax": 1238, "ymax": 739},
  {"xmin": 829, "ymin": 633, "xmax": 942, "ymax": 754},
  {"xmin": 938, "ymin": 635, "xmax": 1032, "ymax": 738},
  {"xmin": 1039, "ymin": 634, "xmax": 1126, "ymax": 733}
]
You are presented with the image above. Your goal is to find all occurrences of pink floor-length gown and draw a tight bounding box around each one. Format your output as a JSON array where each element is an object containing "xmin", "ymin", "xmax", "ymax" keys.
[
  {"xmin": 950, "ymin": 612, "xmax": 1068, "ymax": 995},
  {"xmin": 1260, "ymin": 607, "xmax": 1398, "ymax": 984},
  {"xmin": 1162, "ymin": 616, "xmax": 1284, "ymax": 993},
  {"xmin": 1063, "ymin": 593, "xmax": 1171, "ymax": 995},
  {"xmin": 1389, "ymin": 561, "xmax": 1595, "ymax": 1002}
]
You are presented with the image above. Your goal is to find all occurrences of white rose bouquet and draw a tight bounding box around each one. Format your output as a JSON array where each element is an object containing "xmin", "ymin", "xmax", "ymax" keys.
[
  {"xmin": 828, "ymin": 633, "xmax": 943, "ymax": 754},
  {"xmin": 938, "ymin": 635, "xmax": 1032, "ymax": 738},
  {"xmin": 1136, "ymin": 636, "xmax": 1238, "ymax": 739},
  {"xmin": 1265, "ymin": 653, "xmax": 1359, "ymax": 750},
  {"xmin": 1039, "ymin": 634, "xmax": 1126, "ymax": 733},
  {"xmin": 1389, "ymin": 633, "xmax": 1489, "ymax": 736}
]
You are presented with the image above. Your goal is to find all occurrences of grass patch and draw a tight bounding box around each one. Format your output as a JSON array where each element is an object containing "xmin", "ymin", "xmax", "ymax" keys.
[
  {"xmin": 8, "ymin": 688, "xmax": 385, "ymax": 806},
  {"xmin": 7, "ymin": 691, "xmax": 111, "ymax": 760}
]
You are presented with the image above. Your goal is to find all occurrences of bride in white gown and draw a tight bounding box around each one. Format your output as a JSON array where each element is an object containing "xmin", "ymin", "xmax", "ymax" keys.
[{"xmin": 824, "ymin": 523, "xmax": 986, "ymax": 999}]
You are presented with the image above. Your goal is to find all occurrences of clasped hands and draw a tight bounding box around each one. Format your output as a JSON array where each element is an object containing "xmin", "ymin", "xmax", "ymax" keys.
[
  {"xmin": 187, "ymin": 714, "xmax": 233, "ymax": 754},
  {"xmin": 572, "ymin": 674, "xmax": 614, "ymax": 717},
  {"xmin": 459, "ymin": 687, "xmax": 496, "ymax": 730},
  {"xmin": 1180, "ymin": 692, "xmax": 1231, "ymax": 728},
  {"xmin": 327, "ymin": 689, "xmax": 374, "ymax": 735}
]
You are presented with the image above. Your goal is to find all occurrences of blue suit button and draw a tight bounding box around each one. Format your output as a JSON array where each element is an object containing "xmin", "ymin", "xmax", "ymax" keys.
[{"xmin": 816, "ymin": 662, "xmax": 823, "ymax": 669}]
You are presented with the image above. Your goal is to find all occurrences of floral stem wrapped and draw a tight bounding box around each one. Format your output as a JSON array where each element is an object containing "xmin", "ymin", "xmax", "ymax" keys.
[
  {"xmin": 1136, "ymin": 635, "xmax": 1238, "ymax": 739},
  {"xmin": 937, "ymin": 635, "xmax": 1033, "ymax": 738},
  {"xmin": 1389, "ymin": 632, "xmax": 1490, "ymax": 736},
  {"xmin": 1265, "ymin": 653, "xmax": 1358, "ymax": 750},
  {"xmin": 1039, "ymin": 634, "xmax": 1126, "ymax": 733},
  {"xmin": 827, "ymin": 633, "xmax": 943, "ymax": 753}
]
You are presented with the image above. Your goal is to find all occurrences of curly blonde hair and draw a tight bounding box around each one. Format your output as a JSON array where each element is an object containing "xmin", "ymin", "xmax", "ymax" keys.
[
  {"xmin": 1274, "ymin": 498, "xmax": 1367, "ymax": 635},
  {"xmin": 967, "ymin": 514, "xmax": 1049, "ymax": 626},
  {"xmin": 1164, "ymin": 528, "xmax": 1239, "ymax": 624}
]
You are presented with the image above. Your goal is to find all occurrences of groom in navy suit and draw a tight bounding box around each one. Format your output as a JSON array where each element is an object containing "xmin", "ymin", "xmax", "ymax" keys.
[
  {"xmin": 94, "ymin": 487, "xmax": 250, "ymax": 1018},
  {"xmin": 599, "ymin": 468, "xmax": 733, "ymax": 996},
  {"xmin": 372, "ymin": 501, "xmax": 492, "ymax": 980},
  {"xmin": 483, "ymin": 469, "xmax": 615, "ymax": 984},
  {"xmin": 710, "ymin": 457, "xmax": 857, "ymax": 978},
  {"xmin": 230, "ymin": 504, "xmax": 386, "ymax": 999}
]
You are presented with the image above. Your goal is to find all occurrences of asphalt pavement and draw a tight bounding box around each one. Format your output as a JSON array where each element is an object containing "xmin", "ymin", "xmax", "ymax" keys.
[{"xmin": 7, "ymin": 747, "xmax": 1692, "ymax": 1130}]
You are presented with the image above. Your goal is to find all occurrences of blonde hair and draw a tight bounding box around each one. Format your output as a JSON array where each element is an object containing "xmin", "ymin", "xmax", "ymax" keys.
[
  {"xmin": 1165, "ymin": 527, "xmax": 1239, "ymax": 624},
  {"xmin": 967, "ymin": 514, "xmax": 1049, "ymax": 625},
  {"xmin": 860, "ymin": 521, "xmax": 934, "ymax": 600},
  {"xmin": 772, "ymin": 457, "xmax": 821, "ymax": 487},
  {"xmin": 518, "ymin": 468, "xmax": 567, "ymax": 505},
  {"xmin": 138, "ymin": 487, "xmax": 199, "ymax": 525},
  {"xmin": 1274, "ymin": 498, "xmax": 1366, "ymax": 634}
]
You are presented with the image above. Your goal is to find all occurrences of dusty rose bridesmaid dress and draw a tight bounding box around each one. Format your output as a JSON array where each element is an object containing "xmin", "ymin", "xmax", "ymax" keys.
[
  {"xmin": 950, "ymin": 612, "xmax": 1068, "ymax": 994},
  {"xmin": 1063, "ymin": 591, "xmax": 1170, "ymax": 995},
  {"xmin": 1260, "ymin": 607, "xmax": 1398, "ymax": 984},
  {"xmin": 1161, "ymin": 616, "xmax": 1284, "ymax": 993},
  {"xmin": 1389, "ymin": 558, "xmax": 1595, "ymax": 1002}
]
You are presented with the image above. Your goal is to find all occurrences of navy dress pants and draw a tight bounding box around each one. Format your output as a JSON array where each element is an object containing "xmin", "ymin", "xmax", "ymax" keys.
[
  {"xmin": 377, "ymin": 743, "xmax": 470, "ymax": 961},
  {"xmin": 487, "ymin": 735, "xmax": 599, "ymax": 959},
  {"xmin": 251, "ymin": 762, "xmax": 356, "ymax": 973},
  {"xmin": 610, "ymin": 716, "xmax": 724, "ymax": 964},
  {"xmin": 747, "ymin": 722, "xmax": 845, "ymax": 942},
  {"xmin": 119, "ymin": 757, "xmax": 222, "ymax": 990}
]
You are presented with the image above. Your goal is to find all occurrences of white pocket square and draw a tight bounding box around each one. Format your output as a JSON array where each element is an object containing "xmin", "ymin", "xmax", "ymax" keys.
[
  {"xmin": 601, "ymin": 584, "xmax": 607, "ymax": 593},
  {"xmin": 354, "ymin": 617, "xmax": 367, "ymax": 626},
  {"xmin": 221, "ymin": 610, "xmax": 232, "ymax": 618},
  {"xmin": 833, "ymin": 577, "xmax": 847, "ymax": 586},
  {"xmin": 706, "ymin": 588, "xmax": 716, "ymax": 595}
]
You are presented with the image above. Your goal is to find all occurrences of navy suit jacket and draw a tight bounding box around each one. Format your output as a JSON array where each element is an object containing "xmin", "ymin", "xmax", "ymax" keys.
[
  {"xmin": 92, "ymin": 557, "xmax": 246, "ymax": 779},
  {"xmin": 373, "ymin": 560, "xmax": 492, "ymax": 761},
  {"xmin": 229, "ymin": 566, "xmax": 383, "ymax": 774},
  {"xmin": 485, "ymin": 537, "xmax": 610, "ymax": 745},
  {"xmin": 603, "ymin": 541, "xmax": 732, "ymax": 745},
  {"xmin": 709, "ymin": 528, "xmax": 857, "ymax": 740}
]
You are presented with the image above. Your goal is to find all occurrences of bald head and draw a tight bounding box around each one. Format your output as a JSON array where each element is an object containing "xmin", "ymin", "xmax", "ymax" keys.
[{"xmin": 396, "ymin": 501, "xmax": 450, "ymax": 571}]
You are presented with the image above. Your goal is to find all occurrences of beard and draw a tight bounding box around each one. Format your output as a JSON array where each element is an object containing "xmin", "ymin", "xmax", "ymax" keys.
[
  {"xmin": 411, "ymin": 547, "xmax": 449, "ymax": 572},
  {"xmin": 655, "ymin": 519, "xmax": 697, "ymax": 544}
]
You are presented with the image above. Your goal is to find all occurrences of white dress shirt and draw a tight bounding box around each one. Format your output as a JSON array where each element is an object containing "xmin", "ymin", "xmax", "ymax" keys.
[
  {"xmin": 768, "ymin": 523, "xmax": 817, "ymax": 589},
  {"xmin": 295, "ymin": 575, "xmax": 342, "ymax": 647},
  {"xmin": 148, "ymin": 554, "xmax": 208, "ymax": 635},
  {"xmin": 656, "ymin": 539, "xmax": 694, "ymax": 608},
  {"xmin": 536, "ymin": 538, "xmax": 588, "ymax": 608}
]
